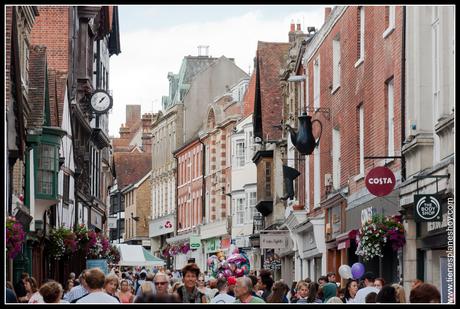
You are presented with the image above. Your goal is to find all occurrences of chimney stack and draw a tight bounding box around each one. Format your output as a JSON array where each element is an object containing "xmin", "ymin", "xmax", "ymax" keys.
[
  {"xmin": 290, "ymin": 20, "xmax": 295, "ymax": 32},
  {"xmin": 325, "ymin": 7, "xmax": 332, "ymax": 22},
  {"xmin": 141, "ymin": 113, "xmax": 154, "ymax": 153},
  {"xmin": 126, "ymin": 105, "xmax": 141, "ymax": 127},
  {"xmin": 289, "ymin": 19, "xmax": 296, "ymax": 42}
]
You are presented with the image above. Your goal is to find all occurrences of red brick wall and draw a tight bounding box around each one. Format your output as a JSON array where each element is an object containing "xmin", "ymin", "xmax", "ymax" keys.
[
  {"xmin": 177, "ymin": 140, "xmax": 203, "ymax": 232},
  {"xmin": 30, "ymin": 7, "xmax": 70, "ymax": 72},
  {"xmin": 304, "ymin": 6, "xmax": 403, "ymax": 212}
]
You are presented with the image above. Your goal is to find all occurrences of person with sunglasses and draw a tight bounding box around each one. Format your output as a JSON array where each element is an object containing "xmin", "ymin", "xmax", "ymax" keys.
[{"xmin": 154, "ymin": 273, "xmax": 170, "ymax": 295}]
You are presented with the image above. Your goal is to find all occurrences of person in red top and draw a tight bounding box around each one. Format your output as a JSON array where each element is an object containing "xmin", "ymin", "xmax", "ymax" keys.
[{"xmin": 227, "ymin": 276, "xmax": 236, "ymax": 297}]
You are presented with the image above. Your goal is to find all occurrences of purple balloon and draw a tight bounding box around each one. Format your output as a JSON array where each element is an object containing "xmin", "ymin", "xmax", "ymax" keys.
[
  {"xmin": 224, "ymin": 269, "xmax": 233, "ymax": 278},
  {"xmin": 351, "ymin": 262, "xmax": 365, "ymax": 280}
]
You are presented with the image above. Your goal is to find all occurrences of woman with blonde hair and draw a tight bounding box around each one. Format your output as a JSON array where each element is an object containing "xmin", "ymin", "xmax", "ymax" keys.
[
  {"xmin": 392, "ymin": 283, "xmax": 406, "ymax": 303},
  {"xmin": 104, "ymin": 274, "xmax": 120, "ymax": 302}
]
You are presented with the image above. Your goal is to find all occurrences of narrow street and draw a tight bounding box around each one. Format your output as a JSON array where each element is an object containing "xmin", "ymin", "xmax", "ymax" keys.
[{"xmin": 4, "ymin": 5, "xmax": 455, "ymax": 304}]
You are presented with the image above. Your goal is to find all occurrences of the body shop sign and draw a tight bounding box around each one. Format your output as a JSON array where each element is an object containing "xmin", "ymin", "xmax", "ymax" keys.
[
  {"xmin": 365, "ymin": 166, "xmax": 396, "ymax": 197},
  {"xmin": 414, "ymin": 195, "xmax": 442, "ymax": 222}
]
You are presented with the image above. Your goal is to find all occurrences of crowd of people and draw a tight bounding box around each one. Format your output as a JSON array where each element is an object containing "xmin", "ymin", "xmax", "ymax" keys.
[{"xmin": 5, "ymin": 265, "xmax": 441, "ymax": 304}]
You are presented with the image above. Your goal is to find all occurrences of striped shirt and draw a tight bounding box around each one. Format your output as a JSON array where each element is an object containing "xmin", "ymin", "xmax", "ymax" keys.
[{"xmin": 64, "ymin": 284, "xmax": 88, "ymax": 303}]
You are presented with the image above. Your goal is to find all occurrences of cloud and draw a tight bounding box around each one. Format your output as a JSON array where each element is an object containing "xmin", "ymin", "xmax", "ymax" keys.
[{"xmin": 109, "ymin": 6, "xmax": 325, "ymax": 137}]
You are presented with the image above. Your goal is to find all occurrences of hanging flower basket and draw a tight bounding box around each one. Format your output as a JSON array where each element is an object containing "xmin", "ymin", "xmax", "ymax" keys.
[
  {"xmin": 161, "ymin": 244, "xmax": 170, "ymax": 258},
  {"xmin": 85, "ymin": 231, "xmax": 111, "ymax": 260},
  {"xmin": 106, "ymin": 245, "xmax": 121, "ymax": 264},
  {"xmin": 169, "ymin": 245, "xmax": 180, "ymax": 256},
  {"xmin": 6, "ymin": 216, "xmax": 26, "ymax": 259},
  {"xmin": 355, "ymin": 214, "xmax": 405, "ymax": 262},
  {"xmin": 48, "ymin": 225, "xmax": 77, "ymax": 260},
  {"xmin": 180, "ymin": 243, "xmax": 191, "ymax": 254}
]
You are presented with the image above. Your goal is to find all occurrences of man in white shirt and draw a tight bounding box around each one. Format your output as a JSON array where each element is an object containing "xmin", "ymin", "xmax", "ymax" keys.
[
  {"xmin": 354, "ymin": 272, "xmax": 380, "ymax": 303},
  {"xmin": 211, "ymin": 278, "xmax": 235, "ymax": 303},
  {"xmin": 76, "ymin": 268, "xmax": 119, "ymax": 303}
]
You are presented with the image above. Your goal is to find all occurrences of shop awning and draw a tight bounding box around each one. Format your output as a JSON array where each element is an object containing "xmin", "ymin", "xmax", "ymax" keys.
[{"xmin": 116, "ymin": 244, "xmax": 165, "ymax": 267}]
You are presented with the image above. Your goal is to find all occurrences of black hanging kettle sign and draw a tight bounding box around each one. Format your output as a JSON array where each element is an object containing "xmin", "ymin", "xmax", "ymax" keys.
[{"xmin": 285, "ymin": 112, "xmax": 323, "ymax": 155}]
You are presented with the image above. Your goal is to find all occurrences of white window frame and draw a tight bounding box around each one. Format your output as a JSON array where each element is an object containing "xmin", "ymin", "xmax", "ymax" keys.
[
  {"xmin": 22, "ymin": 39, "xmax": 29, "ymax": 91},
  {"xmin": 236, "ymin": 197, "xmax": 245, "ymax": 225},
  {"xmin": 314, "ymin": 145, "xmax": 321, "ymax": 208},
  {"xmin": 332, "ymin": 128, "xmax": 341, "ymax": 189},
  {"xmin": 355, "ymin": 6, "xmax": 365, "ymax": 67},
  {"xmin": 305, "ymin": 153, "xmax": 310, "ymax": 210},
  {"xmin": 359, "ymin": 105, "xmax": 365, "ymax": 176},
  {"xmin": 248, "ymin": 191, "xmax": 257, "ymax": 222},
  {"xmin": 246, "ymin": 130, "xmax": 254, "ymax": 162},
  {"xmin": 387, "ymin": 79, "xmax": 395, "ymax": 157},
  {"xmin": 235, "ymin": 139, "xmax": 245, "ymax": 168},
  {"xmin": 332, "ymin": 35, "xmax": 341, "ymax": 92},
  {"xmin": 313, "ymin": 57, "xmax": 320, "ymax": 109},
  {"xmin": 432, "ymin": 8, "xmax": 441, "ymax": 163},
  {"xmin": 383, "ymin": 5, "xmax": 396, "ymax": 38}
]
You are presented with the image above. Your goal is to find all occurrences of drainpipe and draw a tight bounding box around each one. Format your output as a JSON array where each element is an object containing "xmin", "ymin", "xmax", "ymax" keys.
[
  {"xmin": 173, "ymin": 154, "xmax": 179, "ymax": 237},
  {"xmin": 199, "ymin": 139, "xmax": 206, "ymax": 224},
  {"xmin": 400, "ymin": 5, "xmax": 407, "ymax": 287},
  {"xmin": 401, "ymin": 6, "xmax": 407, "ymax": 182}
]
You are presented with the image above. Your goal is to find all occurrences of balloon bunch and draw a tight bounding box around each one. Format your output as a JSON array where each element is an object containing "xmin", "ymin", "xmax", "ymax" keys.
[
  {"xmin": 338, "ymin": 262, "xmax": 365, "ymax": 280},
  {"xmin": 206, "ymin": 245, "xmax": 251, "ymax": 279}
]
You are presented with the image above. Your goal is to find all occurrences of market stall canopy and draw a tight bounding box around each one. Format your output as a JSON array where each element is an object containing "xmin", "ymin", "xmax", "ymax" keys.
[{"xmin": 116, "ymin": 244, "xmax": 165, "ymax": 267}]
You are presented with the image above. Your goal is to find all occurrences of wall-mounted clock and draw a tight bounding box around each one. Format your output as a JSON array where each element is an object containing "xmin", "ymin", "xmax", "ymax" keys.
[{"xmin": 90, "ymin": 89, "xmax": 113, "ymax": 114}]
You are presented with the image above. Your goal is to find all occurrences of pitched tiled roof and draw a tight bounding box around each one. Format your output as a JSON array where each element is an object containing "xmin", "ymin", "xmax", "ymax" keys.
[
  {"xmin": 254, "ymin": 41, "xmax": 290, "ymax": 141},
  {"xmin": 113, "ymin": 152, "xmax": 152, "ymax": 190},
  {"xmin": 243, "ymin": 71, "xmax": 256, "ymax": 117},
  {"xmin": 28, "ymin": 45, "xmax": 47, "ymax": 128}
]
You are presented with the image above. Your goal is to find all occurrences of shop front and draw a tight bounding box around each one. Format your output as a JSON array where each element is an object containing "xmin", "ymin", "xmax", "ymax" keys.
[
  {"xmin": 149, "ymin": 214, "xmax": 175, "ymax": 268},
  {"xmin": 399, "ymin": 158, "xmax": 454, "ymax": 302},
  {"xmin": 346, "ymin": 189, "xmax": 402, "ymax": 284},
  {"xmin": 291, "ymin": 216, "xmax": 325, "ymax": 282},
  {"xmin": 322, "ymin": 193, "xmax": 347, "ymax": 282},
  {"xmin": 200, "ymin": 221, "xmax": 230, "ymax": 272}
]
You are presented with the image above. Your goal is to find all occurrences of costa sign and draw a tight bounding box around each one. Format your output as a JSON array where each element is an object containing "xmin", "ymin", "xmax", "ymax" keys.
[{"xmin": 365, "ymin": 166, "xmax": 396, "ymax": 197}]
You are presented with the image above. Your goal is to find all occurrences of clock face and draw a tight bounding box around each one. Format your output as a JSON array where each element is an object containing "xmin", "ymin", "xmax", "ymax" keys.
[{"xmin": 90, "ymin": 90, "xmax": 112, "ymax": 113}]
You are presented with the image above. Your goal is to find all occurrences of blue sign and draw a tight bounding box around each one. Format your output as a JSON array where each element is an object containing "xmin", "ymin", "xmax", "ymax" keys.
[{"xmin": 86, "ymin": 259, "xmax": 109, "ymax": 275}]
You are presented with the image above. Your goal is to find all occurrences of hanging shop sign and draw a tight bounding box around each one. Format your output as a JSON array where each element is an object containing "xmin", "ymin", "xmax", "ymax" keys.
[
  {"xmin": 260, "ymin": 232, "xmax": 290, "ymax": 249},
  {"xmin": 190, "ymin": 235, "xmax": 201, "ymax": 249},
  {"xmin": 414, "ymin": 194, "xmax": 442, "ymax": 222},
  {"xmin": 365, "ymin": 166, "xmax": 396, "ymax": 197}
]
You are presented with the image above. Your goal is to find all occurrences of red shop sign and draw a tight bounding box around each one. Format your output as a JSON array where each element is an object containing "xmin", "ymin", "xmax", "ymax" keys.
[{"xmin": 365, "ymin": 166, "xmax": 396, "ymax": 197}]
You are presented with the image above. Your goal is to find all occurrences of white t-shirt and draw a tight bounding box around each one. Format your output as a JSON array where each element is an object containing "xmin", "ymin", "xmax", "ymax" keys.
[
  {"xmin": 354, "ymin": 286, "xmax": 380, "ymax": 303},
  {"xmin": 28, "ymin": 292, "xmax": 44, "ymax": 303},
  {"xmin": 76, "ymin": 292, "xmax": 120, "ymax": 303},
  {"xmin": 211, "ymin": 293, "xmax": 236, "ymax": 303}
]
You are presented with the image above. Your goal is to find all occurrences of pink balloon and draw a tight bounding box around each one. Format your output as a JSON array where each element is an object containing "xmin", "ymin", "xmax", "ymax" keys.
[{"xmin": 234, "ymin": 268, "xmax": 244, "ymax": 277}]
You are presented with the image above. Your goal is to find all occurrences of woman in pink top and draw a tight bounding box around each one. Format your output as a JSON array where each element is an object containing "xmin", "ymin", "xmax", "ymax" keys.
[{"xmin": 117, "ymin": 280, "xmax": 134, "ymax": 303}]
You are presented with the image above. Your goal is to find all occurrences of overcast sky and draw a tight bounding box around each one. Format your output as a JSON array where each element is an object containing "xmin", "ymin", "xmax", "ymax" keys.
[{"xmin": 109, "ymin": 5, "xmax": 328, "ymax": 137}]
